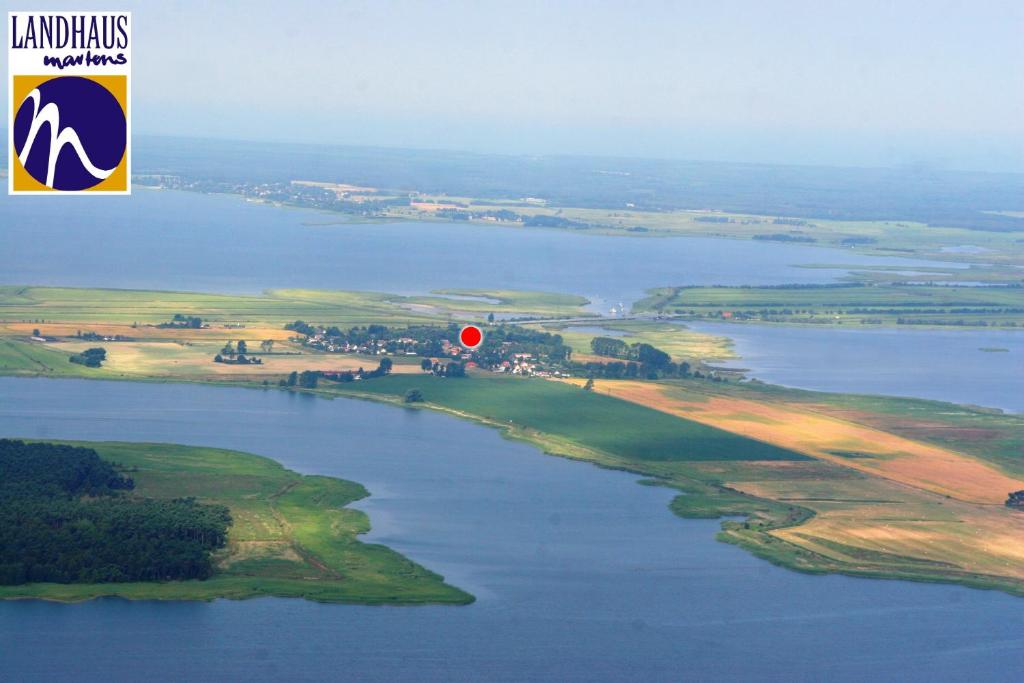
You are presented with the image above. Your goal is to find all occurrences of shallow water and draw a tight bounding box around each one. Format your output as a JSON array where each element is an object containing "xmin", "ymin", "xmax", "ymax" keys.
[
  {"xmin": 0, "ymin": 189, "xmax": 955, "ymax": 310},
  {"xmin": 0, "ymin": 378, "xmax": 1021, "ymax": 682}
]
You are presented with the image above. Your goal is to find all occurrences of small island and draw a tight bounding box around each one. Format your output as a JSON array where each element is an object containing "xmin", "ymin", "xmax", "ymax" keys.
[{"xmin": 0, "ymin": 439, "xmax": 471, "ymax": 605}]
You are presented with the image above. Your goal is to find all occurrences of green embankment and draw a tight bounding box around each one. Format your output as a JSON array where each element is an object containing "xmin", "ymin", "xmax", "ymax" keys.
[
  {"xmin": 636, "ymin": 284, "xmax": 1024, "ymax": 327},
  {"xmin": 324, "ymin": 373, "xmax": 806, "ymax": 463},
  {"xmin": 0, "ymin": 441, "xmax": 471, "ymax": 605}
]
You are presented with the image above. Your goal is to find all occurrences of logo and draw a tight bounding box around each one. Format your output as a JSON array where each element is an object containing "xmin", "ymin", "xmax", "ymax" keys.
[
  {"xmin": 13, "ymin": 76, "xmax": 127, "ymax": 191},
  {"xmin": 8, "ymin": 12, "xmax": 131, "ymax": 195}
]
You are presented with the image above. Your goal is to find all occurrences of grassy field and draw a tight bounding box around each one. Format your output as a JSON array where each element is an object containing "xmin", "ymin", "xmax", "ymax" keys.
[
  {"xmin": 0, "ymin": 286, "xmax": 590, "ymax": 326},
  {"xmin": 0, "ymin": 338, "xmax": 102, "ymax": 377},
  {"xmin": 0, "ymin": 336, "xmax": 427, "ymax": 384},
  {"xmin": 0, "ymin": 441, "xmax": 472, "ymax": 604},
  {"xmin": 635, "ymin": 284, "xmax": 1024, "ymax": 327},
  {"xmin": 324, "ymin": 373, "xmax": 805, "ymax": 464},
  {"xmin": 0, "ymin": 285, "xmax": 598, "ymax": 383}
]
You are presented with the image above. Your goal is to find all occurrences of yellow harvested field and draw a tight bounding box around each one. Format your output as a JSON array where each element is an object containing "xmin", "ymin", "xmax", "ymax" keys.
[
  {"xmin": 58, "ymin": 340, "xmax": 423, "ymax": 378},
  {"xmin": 737, "ymin": 473, "xmax": 1024, "ymax": 579},
  {"xmin": 568, "ymin": 379, "xmax": 1024, "ymax": 504},
  {"xmin": 590, "ymin": 380, "xmax": 1024, "ymax": 583}
]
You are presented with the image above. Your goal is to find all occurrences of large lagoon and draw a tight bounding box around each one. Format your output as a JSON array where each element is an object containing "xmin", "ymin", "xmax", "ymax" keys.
[
  {"xmin": 0, "ymin": 189, "xmax": 954, "ymax": 310},
  {"xmin": 0, "ymin": 378, "xmax": 1021, "ymax": 682}
]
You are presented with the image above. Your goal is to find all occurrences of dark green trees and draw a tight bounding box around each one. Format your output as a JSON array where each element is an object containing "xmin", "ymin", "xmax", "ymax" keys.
[
  {"xmin": 0, "ymin": 440, "xmax": 231, "ymax": 585},
  {"xmin": 69, "ymin": 347, "xmax": 106, "ymax": 367},
  {"xmin": 591, "ymin": 336, "xmax": 628, "ymax": 357}
]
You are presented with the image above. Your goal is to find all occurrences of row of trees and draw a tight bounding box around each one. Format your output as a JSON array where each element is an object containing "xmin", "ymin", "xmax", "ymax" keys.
[
  {"xmin": 158, "ymin": 314, "xmax": 203, "ymax": 329},
  {"xmin": 215, "ymin": 340, "xmax": 276, "ymax": 365},
  {"xmin": 214, "ymin": 354, "xmax": 262, "ymax": 365},
  {"xmin": 221, "ymin": 340, "xmax": 275, "ymax": 355},
  {"xmin": 0, "ymin": 440, "xmax": 231, "ymax": 585},
  {"xmin": 281, "ymin": 358, "xmax": 398, "ymax": 389},
  {"xmin": 421, "ymin": 359, "xmax": 466, "ymax": 377},
  {"xmin": 573, "ymin": 359, "xmax": 710, "ymax": 381},
  {"xmin": 280, "ymin": 370, "xmax": 324, "ymax": 388}
]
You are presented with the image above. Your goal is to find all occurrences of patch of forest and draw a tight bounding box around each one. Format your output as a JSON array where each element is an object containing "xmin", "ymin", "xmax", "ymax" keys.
[{"xmin": 0, "ymin": 439, "xmax": 231, "ymax": 585}]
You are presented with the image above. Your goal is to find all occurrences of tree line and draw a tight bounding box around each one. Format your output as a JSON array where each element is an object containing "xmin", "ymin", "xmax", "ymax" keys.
[
  {"xmin": 280, "ymin": 358, "xmax": 398, "ymax": 389},
  {"xmin": 582, "ymin": 337, "xmax": 712, "ymax": 380},
  {"xmin": 0, "ymin": 440, "xmax": 231, "ymax": 585}
]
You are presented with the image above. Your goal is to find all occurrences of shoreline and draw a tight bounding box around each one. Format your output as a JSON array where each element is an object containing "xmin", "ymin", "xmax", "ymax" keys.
[
  {"xmin": 151, "ymin": 186, "xmax": 1024, "ymax": 271},
  {"xmin": 2, "ymin": 372, "xmax": 1022, "ymax": 599},
  {"xmin": 0, "ymin": 439, "xmax": 474, "ymax": 606}
]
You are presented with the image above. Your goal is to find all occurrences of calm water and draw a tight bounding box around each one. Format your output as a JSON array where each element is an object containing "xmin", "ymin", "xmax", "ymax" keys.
[
  {"xmin": 687, "ymin": 322, "xmax": 1024, "ymax": 413},
  {"xmin": 0, "ymin": 378, "xmax": 1021, "ymax": 682},
  {"xmin": 0, "ymin": 189, "xmax": 954, "ymax": 310}
]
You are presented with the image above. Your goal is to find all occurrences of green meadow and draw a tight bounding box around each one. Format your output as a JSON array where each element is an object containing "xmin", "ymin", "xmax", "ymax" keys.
[
  {"xmin": 0, "ymin": 338, "xmax": 101, "ymax": 377},
  {"xmin": 0, "ymin": 286, "xmax": 589, "ymax": 326},
  {"xmin": 325, "ymin": 373, "xmax": 806, "ymax": 463},
  {"xmin": 636, "ymin": 284, "xmax": 1024, "ymax": 327}
]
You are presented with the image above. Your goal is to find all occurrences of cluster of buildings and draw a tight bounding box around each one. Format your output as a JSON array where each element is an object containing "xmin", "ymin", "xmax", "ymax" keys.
[
  {"xmin": 301, "ymin": 332, "xmax": 421, "ymax": 356},
  {"xmin": 487, "ymin": 346, "xmax": 568, "ymax": 378},
  {"xmin": 297, "ymin": 327, "xmax": 569, "ymax": 378}
]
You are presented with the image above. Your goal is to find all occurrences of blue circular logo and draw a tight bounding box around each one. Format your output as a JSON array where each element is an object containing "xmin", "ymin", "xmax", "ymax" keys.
[{"xmin": 13, "ymin": 76, "xmax": 126, "ymax": 191}]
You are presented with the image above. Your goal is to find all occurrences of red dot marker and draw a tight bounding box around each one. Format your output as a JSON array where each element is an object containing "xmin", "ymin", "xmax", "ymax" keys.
[{"xmin": 459, "ymin": 325, "xmax": 483, "ymax": 349}]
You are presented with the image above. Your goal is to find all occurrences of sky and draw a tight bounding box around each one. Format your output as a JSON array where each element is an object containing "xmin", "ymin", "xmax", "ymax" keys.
[{"xmin": 4, "ymin": 0, "xmax": 1023, "ymax": 171}]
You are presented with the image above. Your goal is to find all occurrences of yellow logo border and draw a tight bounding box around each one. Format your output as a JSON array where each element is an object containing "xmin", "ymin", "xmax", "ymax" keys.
[{"xmin": 10, "ymin": 74, "xmax": 128, "ymax": 193}]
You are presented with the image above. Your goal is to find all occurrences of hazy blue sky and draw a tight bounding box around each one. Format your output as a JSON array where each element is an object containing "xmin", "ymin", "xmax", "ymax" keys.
[{"xmin": 5, "ymin": 0, "xmax": 1023, "ymax": 171}]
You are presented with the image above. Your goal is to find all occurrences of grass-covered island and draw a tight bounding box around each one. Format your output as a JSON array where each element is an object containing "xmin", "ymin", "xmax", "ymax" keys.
[{"xmin": 0, "ymin": 439, "xmax": 471, "ymax": 605}]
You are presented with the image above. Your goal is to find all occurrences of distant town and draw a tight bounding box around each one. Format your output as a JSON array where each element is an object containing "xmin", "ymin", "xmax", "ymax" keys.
[{"xmin": 286, "ymin": 321, "xmax": 719, "ymax": 382}]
